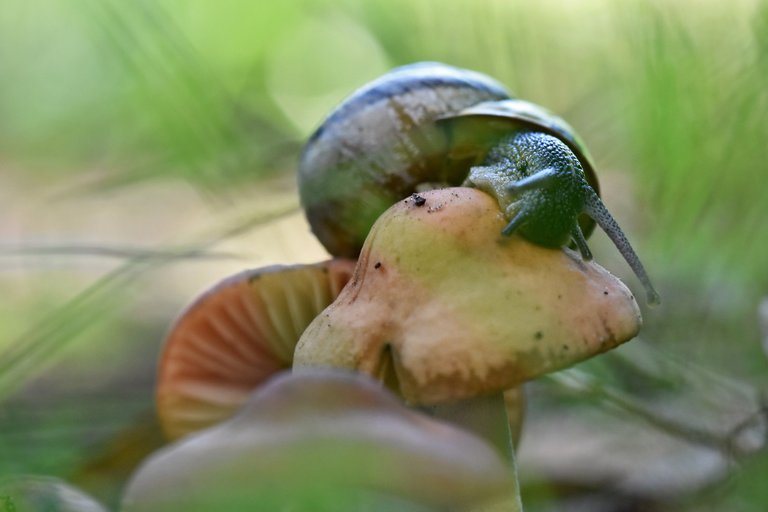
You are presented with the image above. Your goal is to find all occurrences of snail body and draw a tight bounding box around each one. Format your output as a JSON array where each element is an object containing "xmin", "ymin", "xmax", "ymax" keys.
[
  {"xmin": 299, "ymin": 62, "xmax": 659, "ymax": 305},
  {"xmin": 467, "ymin": 131, "xmax": 595, "ymax": 251}
]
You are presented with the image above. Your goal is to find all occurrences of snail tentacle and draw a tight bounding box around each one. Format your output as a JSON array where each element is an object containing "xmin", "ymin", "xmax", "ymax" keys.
[
  {"xmin": 571, "ymin": 224, "xmax": 593, "ymax": 261},
  {"xmin": 583, "ymin": 191, "xmax": 661, "ymax": 306},
  {"xmin": 502, "ymin": 208, "xmax": 531, "ymax": 237},
  {"xmin": 506, "ymin": 167, "xmax": 558, "ymax": 195}
]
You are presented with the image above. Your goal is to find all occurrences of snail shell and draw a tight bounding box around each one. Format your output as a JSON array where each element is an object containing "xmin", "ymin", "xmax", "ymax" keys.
[{"xmin": 299, "ymin": 62, "xmax": 598, "ymax": 258}]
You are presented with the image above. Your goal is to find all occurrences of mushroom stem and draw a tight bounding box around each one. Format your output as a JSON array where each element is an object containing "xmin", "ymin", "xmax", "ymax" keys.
[
  {"xmin": 424, "ymin": 393, "xmax": 523, "ymax": 512},
  {"xmin": 425, "ymin": 394, "xmax": 513, "ymax": 462}
]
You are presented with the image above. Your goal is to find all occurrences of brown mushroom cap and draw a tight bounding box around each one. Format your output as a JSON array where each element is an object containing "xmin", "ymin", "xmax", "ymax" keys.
[
  {"xmin": 157, "ymin": 259, "xmax": 355, "ymax": 440},
  {"xmin": 123, "ymin": 369, "xmax": 515, "ymax": 512},
  {"xmin": 294, "ymin": 187, "xmax": 642, "ymax": 405}
]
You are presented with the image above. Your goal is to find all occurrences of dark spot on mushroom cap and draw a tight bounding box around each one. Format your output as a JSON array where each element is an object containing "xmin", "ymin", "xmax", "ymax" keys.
[
  {"xmin": 374, "ymin": 262, "xmax": 382, "ymax": 269},
  {"xmin": 603, "ymin": 290, "xmax": 609, "ymax": 296},
  {"xmin": 534, "ymin": 331, "xmax": 543, "ymax": 340},
  {"xmin": 412, "ymin": 193, "xmax": 427, "ymax": 207}
]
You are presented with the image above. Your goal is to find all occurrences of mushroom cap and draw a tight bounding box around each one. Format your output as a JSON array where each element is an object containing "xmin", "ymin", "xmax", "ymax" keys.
[
  {"xmin": 294, "ymin": 187, "xmax": 642, "ymax": 405},
  {"xmin": 123, "ymin": 369, "xmax": 514, "ymax": 511},
  {"xmin": 0, "ymin": 476, "xmax": 107, "ymax": 512},
  {"xmin": 157, "ymin": 259, "xmax": 355, "ymax": 440}
]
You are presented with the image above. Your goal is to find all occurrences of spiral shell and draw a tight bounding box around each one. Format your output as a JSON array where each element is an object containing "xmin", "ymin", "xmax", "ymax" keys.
[{"xmin": 299, "ymin": 62, "xmax": 598, "ymax": 258}]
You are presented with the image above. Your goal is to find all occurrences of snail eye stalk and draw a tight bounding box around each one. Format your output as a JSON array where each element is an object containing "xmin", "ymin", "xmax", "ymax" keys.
[
  {"xmin": 506, "ymin": 167, "xmax": 558, "ymax": 195},
  {"xmin": 583, "ymin": 191, "xmax": 661, "ymax": 306},
  {"xmin": 570, "ymin": 224, "xmax": 593, "ymax": 261},
  {"xmin": 501, "ymin": 208, "xmax": 531, "ymax": 237}
]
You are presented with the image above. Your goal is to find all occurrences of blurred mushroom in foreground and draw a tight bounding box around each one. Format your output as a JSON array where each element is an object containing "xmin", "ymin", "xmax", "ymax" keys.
[
  {"xmin": 156, "ymin": 259, "xmax": 355, "ymax": 440},
  {"xmin": 0, "ymin": 476, "xmax": 107, "ymax": 512},
  {"xmin": 122, "ymin": 369, "xmax": 514, "ymax": 512}
]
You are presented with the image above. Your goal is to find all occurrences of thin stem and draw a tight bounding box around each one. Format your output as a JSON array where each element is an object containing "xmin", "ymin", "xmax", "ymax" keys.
[
  {"xmin": 548, "ymin": 369, "xmax": 768, "ymax": 460},
  {"xmin": 424, "ymin": 394, "xmax": 523, "ymax": 512}
]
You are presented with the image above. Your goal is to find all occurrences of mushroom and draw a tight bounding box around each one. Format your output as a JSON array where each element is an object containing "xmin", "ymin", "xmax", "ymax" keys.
[
  {"xmin": 0, "ymin": 476, "xmax": 107, "ymax": 512},
  {"xmin": 156, "ymin": 252, "xmax": 524, "ymax": 446},
  {"xmin": 122, "ymin": 369, "xmax": 516, "ymax": 512},
  {"xmin": 293, "ymin": 187, "xmax": 642, "ymax": 495},
  {"xmin": 156, "ymin": 259, "xmax": 355, "ymax": 440}
]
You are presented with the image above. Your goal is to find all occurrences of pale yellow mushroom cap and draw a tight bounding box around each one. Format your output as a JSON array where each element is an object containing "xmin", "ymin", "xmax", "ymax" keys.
[{"xmin": 294, "ymin": 187, "xmax": 642, "ymax": 405}]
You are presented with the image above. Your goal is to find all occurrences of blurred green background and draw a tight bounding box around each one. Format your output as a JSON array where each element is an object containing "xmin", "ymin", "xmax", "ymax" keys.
[{"xmin": 1, "ymin": 0, "xmax": 767, "ymax": 510}]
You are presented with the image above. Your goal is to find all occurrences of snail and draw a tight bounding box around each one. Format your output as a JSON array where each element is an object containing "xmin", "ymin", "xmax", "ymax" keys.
[{"xmin": 298, "ymin": 62, "xmax": 659, "ymax": 305}]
